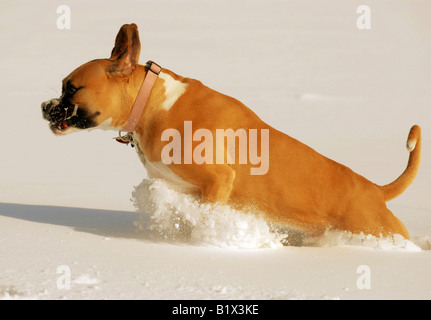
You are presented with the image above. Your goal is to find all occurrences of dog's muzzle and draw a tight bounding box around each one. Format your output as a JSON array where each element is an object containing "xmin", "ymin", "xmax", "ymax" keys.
[
  {"xmin": 41, "ymin": 98, "xmax": 74, "ymax": 122},
  {"xmin": 41, "ymin": 98, "xmax": 98, "ymax": 134},
  {"xmin": 41, "ymin": 98, "xmax": 76, "ymax": 132}
]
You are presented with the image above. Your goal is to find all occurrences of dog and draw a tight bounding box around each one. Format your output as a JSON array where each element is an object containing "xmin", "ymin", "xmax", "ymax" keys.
[{"xmin": 42, "ymin": 23, "xmax": 421, "ymax": 240}]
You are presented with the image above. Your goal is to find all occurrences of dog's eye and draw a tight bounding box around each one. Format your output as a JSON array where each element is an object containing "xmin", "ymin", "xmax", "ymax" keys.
[
  {"xmin": 62, "ymin": 81, "xmax": 82, "ymax": 97},
  {"xmin": 66, "ymin": 86, "xmax": 77, "ymax": 95}
]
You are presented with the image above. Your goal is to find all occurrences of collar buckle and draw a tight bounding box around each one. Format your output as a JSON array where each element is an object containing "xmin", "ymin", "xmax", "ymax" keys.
[
  {"xmin": 147, "ymin": 60, "xmax": 162, "ymax": 75},
  {"xmin": 114, "ymin": 131, "xmax": 135, "ymax": 147}
]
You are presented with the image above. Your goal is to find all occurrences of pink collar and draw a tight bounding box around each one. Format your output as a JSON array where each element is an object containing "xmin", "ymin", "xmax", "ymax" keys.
[{"xmin": 115, "ymin": 60, "xmax": 161, "ymax": 145}]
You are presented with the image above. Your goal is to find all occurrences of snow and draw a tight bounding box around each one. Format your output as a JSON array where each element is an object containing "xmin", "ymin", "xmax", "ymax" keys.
[
  {"xmin": 1, "ymin": 0, "xmax": 431, "ymax": 300},
  {"xmin": 132, "ymin": 178, "xmax": 286, "ymax": 249}
]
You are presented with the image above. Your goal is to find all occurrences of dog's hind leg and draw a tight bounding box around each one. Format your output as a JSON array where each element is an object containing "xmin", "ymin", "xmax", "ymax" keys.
[{"xmin": 378, "ymin": 207, "xmax": 410, "ymax": 239}]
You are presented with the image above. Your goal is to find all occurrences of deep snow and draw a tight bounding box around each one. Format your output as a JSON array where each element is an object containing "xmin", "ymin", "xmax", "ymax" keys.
[{"xmin": 1, "ymin": 0, "xmax": 431, "ymax": 300}]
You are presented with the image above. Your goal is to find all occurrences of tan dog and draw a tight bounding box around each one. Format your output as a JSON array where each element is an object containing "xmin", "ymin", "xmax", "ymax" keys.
[{"xmin": 42, "ymin": 23, "xmax": 421, "ymax": 240}]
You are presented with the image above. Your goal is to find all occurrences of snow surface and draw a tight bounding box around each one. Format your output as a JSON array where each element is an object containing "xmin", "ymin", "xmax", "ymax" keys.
[{"xmin": 1, "ymin": 0, "xmax": 431, "ymax": 300}]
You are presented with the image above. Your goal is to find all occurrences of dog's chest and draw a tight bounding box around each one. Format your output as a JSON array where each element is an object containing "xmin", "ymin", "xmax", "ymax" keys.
[
  {"xmin": 129, "ymin": 71, "xmax": 195, "ymax": 189},
  {"xmin": 132, "ymin": 134, "xmax": 197, "ymax": 190}
]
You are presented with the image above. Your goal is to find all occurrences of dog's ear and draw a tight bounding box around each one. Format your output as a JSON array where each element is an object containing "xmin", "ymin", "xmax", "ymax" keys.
[
  {"xmin": 110, "ymin": 24, "xmax": 130, "ymax": 60},
  {"xmin": 108, "ymin": 23, "xmax": 141, "ymax": 77}
]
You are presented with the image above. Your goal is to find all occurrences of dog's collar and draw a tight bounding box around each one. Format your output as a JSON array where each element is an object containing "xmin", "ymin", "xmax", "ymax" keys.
[{"xmin": 115, "ymin": 60, "xmax": 161, "ymax": 145}]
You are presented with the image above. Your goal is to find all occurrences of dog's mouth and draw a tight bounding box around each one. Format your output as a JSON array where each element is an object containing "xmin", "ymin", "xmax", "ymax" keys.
[{"xmin": 41, "ymin": 99, "xmax": 99, "ymax": 134}]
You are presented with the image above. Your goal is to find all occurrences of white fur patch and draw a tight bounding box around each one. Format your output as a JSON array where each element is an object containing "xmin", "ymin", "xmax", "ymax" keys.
[
  {"xmin": 133, "ymin": 133, "xmax": 197, "ymax": 191},
  {"xmin": 97, "ymin": 118, "xmax": 118, "ymax": 131},
  {"xmin": 407, "ymin": 138, "xmax": 417, "ymax": 152},
  {"xmin": 158, "ymin": 72, "xmax": 188, "ymax": 111},
  {"xmin": 85, "ymin": 118, "xmax": 119, "ymax": 132}
]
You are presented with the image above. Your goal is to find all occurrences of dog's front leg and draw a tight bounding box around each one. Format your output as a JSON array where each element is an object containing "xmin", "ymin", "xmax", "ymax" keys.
[
  {"xmin": 200, "ymin": 164, "xmax": 236, "ymax": 203},
  {"xmin": 169, "ymin": 163, "xmax": 236, "ymax": 203}
]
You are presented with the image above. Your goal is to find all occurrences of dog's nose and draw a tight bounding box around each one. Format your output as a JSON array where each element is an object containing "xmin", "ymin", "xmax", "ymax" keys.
[
  {"xmin": 41, "ymin": 99, "xmax": 60, "ymax": 122},
  {"xmin": 41, "ymin": 98, "xmax": 60, "ymax": 116},
  {"xmin": 41, "ymin": 100, "xmax": 50, "ymax": 113}
]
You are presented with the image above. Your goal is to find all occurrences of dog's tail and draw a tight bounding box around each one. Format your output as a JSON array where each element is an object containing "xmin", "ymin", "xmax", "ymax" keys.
[{"xmin": 379, "ymin": 125, "xmax": 421, "ymax": 202}]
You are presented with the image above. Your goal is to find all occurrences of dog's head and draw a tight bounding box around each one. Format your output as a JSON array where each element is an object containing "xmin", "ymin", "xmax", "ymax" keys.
[{"xmin": 41, "ymin": 23, "xmax": 142, "ymax": 135}]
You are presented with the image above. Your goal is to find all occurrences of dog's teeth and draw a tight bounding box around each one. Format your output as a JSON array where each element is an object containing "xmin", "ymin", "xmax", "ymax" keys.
[
  {"xmin": 63, "ymin": 104, "xmax": 79, "ymax": 120},
  {"xmin": 72, "ymin": 104, "xmax": 79, "ymax": 117}
]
